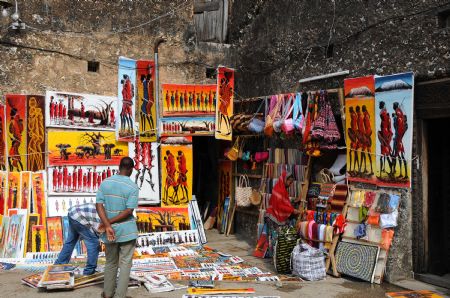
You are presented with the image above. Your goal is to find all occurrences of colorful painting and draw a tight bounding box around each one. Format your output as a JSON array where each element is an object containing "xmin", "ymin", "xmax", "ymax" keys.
[
  {"xmin": 31, "ymin": 171, "xmax": 46, "ymax": 225},
  {"xmin": 215, "ymin": 67, "xmax": 234, "ymax": 140},
  {"xmin": 3, "ymin": 211, "xmax": 27, "ymax": 258},
  {"xmin": 48, "ymin": 130, "xmax": 128, "ymax": 166},
  {"xmin": 31, "ymin": 225, "xmax": 47, "ymax": 252},
  {"xmin": 5, "ymin": 94, "xmax": 27, "ymax": 172},
  {"xmin": 27, "ymin": 95, "xmax": 46, "ymax": 171},
  {"xmin": 20, "ymin": 171, "xmax": 31, "ymax": 210},
  {"xmin": 0, "ymin": 104, "xmax": 6, "ymax": 171},
  {"xmin": 47, "ymin": 196, "xmax": 94, "ymax": 217},
  {"xmin": 160, "ymin": 140, "xmax": 193, "ymax": 206},
  {"xmin": 5, "ymin": 172, "xmax": 21, "ymax": 214},
  {"xmin": 48, "ymin": 165, "xmax": 118, "ymax": 195},
  {"xmin": 117, "ymin": 57, "xmax": 137, "ymax": 142},
  {"xmin": 136, "ymin": 207, "xmax": 191, "ymax": 233},
  {"xmin": 0, "ymin": 216, "xmax": 9, "ymax": 257},
  {"xmin": 46, "ymin": 91, "xmax": 116, "ymax": 132},
  {"xmin": 161, "ymin": 116, "xmax": 215, "ymax": 136},
  {"xmin": 46, "ymin": 216, "xmax": 64, "ymax": 252},
  {"xmin": 129, "ymin": 139, "xmax": 160, "ymax": 204},
  {"xmin": 162, "ymin": 84, "xmax": 216, "ymax": 116},
  {"xmin": 0, "ymin": 171, "xmax": 7, "ymax": 215},
  {"xmin": 25, "ymin": 213, "xmax": 39, "ymax": 254},
  {"xmin": 375, "ymin": 72, "xmax": 414, "ymax": 188},
  {"xmin": 137, "ymin": 60, "xmax": 157, "ymax": 142},
  {"xmin": 217, "ymin": 161, "xmax": 232, "ymax": 231},
  {"xmin": 344, "ymin": 76, "xmax": 377, "ymax": 184}
]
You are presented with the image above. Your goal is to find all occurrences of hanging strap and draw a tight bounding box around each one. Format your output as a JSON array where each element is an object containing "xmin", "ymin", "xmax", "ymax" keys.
[
  {"xmin": 293, "ymin": 92, "xmax": 302, "ymax": 122},
  {"xmin": 282, "ymin": 94, "xmax": 294, "ymax": 120}
]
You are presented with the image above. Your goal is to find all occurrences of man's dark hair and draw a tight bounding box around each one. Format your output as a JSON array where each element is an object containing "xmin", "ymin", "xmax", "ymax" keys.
[{"xmin": 119, "ymin": 157, "xmax": 134, "ymax": 171}]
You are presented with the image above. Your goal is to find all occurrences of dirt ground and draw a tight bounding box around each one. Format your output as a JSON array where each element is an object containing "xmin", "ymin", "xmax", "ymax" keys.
[{"xmin": 0, "ymin": 230, "xmax": 407, "ymax": 298}]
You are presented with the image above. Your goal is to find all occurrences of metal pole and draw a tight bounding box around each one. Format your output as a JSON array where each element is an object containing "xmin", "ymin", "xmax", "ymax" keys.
[
  {"xmin": 153, "ymin": 38, "xmax": 166, "ymax": 140},
  {"xmin": 298, "ymin": 70, "xmax": 350, "ymax": 84}
]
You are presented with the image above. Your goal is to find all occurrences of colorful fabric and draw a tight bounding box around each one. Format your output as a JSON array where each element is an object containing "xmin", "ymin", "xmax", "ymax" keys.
[
  {"xmin": 96, "ymin": 175, "xmax": 139, "ymax": 243},
  {"xmin": 265, "ymin": 171, "xmax": 294, "ymax": 225}
]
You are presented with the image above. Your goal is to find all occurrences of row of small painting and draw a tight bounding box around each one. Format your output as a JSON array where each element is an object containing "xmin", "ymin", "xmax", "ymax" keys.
[{"xmin": 0, "ymin": 205, "xmax": 192, "ymax": 257}]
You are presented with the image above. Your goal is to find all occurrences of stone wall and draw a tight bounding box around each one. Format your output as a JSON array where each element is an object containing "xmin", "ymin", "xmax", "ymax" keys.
[
  {"xmin": 0, "ymin": 0, "xmax": 236, "ymax": 96},
  {"xmin": 229, "ymin": 0, "xmax": 450, "ymax": 96},
  {"xmin": 228, "ymin": 0, "xmax": 450, "ymax": 282}
]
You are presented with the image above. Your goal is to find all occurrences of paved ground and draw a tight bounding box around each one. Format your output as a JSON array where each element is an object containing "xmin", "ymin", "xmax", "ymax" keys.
[{"xmin": 0, "ymin": 230, "xmax": 417, "ymax": 298}]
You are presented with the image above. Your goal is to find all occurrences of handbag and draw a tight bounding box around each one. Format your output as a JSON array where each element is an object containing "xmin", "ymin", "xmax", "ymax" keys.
[
  {"xmin": 254, "ymin": 151, "xmax": 269, "ymax": 163},
  {"xmin": 281, "ymin": 94, "xmax": 295, "ymax": 134},
  {"xmin": 274, "ymin": 94, "xmax": 293, "ymax": 134},
  {"xmin": 273, "ymin": 95, "xmax": 287, "ymax": 133},
  {"xmin": 235, "ymin": 175, "xmax": 252, "ymax": 207},
  {"xmin": 225, "ymin": 136, "xmax": 240, "ymax": 161},
  {"xmin": 293, "ymin": 92, "xmax": 304, "ymax": 131},
  {"xmin": 265, "ymin": 95, "xmax": 282, "ymax": 136},
  {"xmin": 247, "ymin": 99, "xmax": 266, "ymax": 134}
]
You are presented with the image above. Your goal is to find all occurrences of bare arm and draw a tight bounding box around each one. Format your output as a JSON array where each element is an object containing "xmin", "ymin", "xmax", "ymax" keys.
[
  {"xmin": 96, "ymin": 203, "xmax": 115, "ymax": 241},
  {"xmin": 107, "ymin": 208, "xmax": 134, "ymax": 225}
]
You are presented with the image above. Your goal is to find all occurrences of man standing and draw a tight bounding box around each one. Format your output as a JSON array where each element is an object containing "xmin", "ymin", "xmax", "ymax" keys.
[
  {"xmin": 54, "ymin": 202, "xmax": 103, "ymax": 275},
  {"xmin": 96, "ymin": 157, "xmax": 138, "ymax": 298}
]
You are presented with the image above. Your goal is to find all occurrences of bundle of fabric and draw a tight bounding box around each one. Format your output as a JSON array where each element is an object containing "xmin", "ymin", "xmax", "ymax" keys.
[{"xmin": 329, "ymin": 184, "xmax": 348, "ymax": 213}]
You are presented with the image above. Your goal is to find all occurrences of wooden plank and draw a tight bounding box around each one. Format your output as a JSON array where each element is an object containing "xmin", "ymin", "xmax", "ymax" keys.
[
  {"xmin": 194, "ymin": 0, "xmax": 221, "ymax": 13},
  {"xmin": 221, "ymin": 0, "xmax": 228, "ymax": 42}
]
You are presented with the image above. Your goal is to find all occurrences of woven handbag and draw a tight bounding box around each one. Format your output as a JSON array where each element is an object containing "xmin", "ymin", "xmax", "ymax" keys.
[{"xmin": 235, "ymin": 175, "xmax": 252, "ymax": 207}]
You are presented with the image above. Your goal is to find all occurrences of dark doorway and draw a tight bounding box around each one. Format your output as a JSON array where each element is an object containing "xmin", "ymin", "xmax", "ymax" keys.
[
  {"xmin": 425, "ymin": 117, "xmax": 450, "ymax": 286},
  {"xmin": 192, "ymin": 137, "xmax": 220, "ymax": 215}
]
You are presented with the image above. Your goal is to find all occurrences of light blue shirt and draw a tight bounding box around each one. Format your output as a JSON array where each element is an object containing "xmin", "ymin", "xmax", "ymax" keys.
[{"xmin": 96, "ymin": 175, "xmax": 139, "ymax": 243}]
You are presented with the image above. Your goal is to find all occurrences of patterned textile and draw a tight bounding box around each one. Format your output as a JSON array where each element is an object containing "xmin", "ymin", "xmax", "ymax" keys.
[
  {"xmin": 68, "ymin": 203, "xmax": 101, "ymax": 232},
  {"xmin": 273, "ymin": 226, "xmax": 298, "ymax": 274},
  {"xmin": 335, "ymin": 241, "xmax": 379, "ymax": 282},
  {"xmin": 291, "ymin": 243, "xmax": 326, "ymax": 281}
]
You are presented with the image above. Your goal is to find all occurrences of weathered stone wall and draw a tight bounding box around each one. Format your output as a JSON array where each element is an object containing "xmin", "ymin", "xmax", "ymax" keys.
[
  {"xmin": 229, "ymin": 0, "xmax": 450, "ymax": 96},
  {"xmin": 229, "ymin": 0, "xmax": 450, "ymax": 282},
  {"xmin": 0, "ymin": 0, "xmax": 236, "ymax": 96}
]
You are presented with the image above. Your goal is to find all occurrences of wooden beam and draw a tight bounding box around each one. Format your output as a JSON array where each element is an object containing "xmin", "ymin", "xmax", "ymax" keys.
[{"xmin": 194, "ymin": 0, "xmax": 220, "ymax": 13}]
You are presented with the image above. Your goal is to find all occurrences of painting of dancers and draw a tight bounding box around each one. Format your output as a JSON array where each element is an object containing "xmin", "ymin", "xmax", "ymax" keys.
[
  {"xmin": 46, "ymin": 216, "xmax": 64, "ymax": 252},
  {"xmin": 0, "ymin": 171, "xmax": 7, "ymax": 215},
  {"xmin": 160, "ymin": 139, "xmax": 193, "ymax": 206},
  {"xmin": 45, "ymin": 91, "xmax": 116, "ymax": 131},
  {"xmin": 215, "ymin": 67, "xmax": 234, "ymax": 140},
  {"xmin": 129, "ymin": 139, "xmax": 160, "ymax": 204},
  {"xmin": 5, "ymin": 95, "xmax": 27, "ymax": 172},
  {"xmin": 160, "ymin": 116, "xmax": 215, "ymax": 136},
  {"xmin": 375, "ymin": 72, "xmax": 414, "ymax": 188},
  {"xmin": 27, "ymin": 95, "xmax": 46, "ymax": 171},
  {"xmin": 47, "ymin": 196, "xmax": 94, "ymax": 217},
  {"xmin": 25, "ymin": 213, "xmax": 39, "ymax": 254},
  {"xmin": 19, "ymin": 171, "xmax": 31, "ymax": 211},
  {"xmin": 135, "ymin": 207, "xmax": 191, "ymax": 233},
  {"xmin": 31, "ymin": 224, "xmax": 47, "ymax": 252},
  {"xmin": 0, "ymin": 104, "xmax": 6, "ymax": 171},
  {"xmin": 344, "ymin": 76, "xmax": 377, "ymax": 185},
  {"xmin": 137, "ymin": 60, "xmax": 157, "ymax": 142},
  {"xmin": 48, "ymin": 165, "xmax": 118, "ymax": 195},
  {"xmin": 5, "ymin": 172, "xmax": 21, "ymax": 215},
  {"xmin": 3, "ymin": 211, "xmax": 27, "ymax": 258},
  {"xmin": 162, "ymin": 84, "xmax": 216, "ymax": 116},
  {"xmin": 48, "ymin": 130, "xmax": 128, "ymax": 166},
  {"xmin": 31, "ymin": 171, "xmax": 47, "ymax": 227},
  {"xmin": 117, "ymin": 57, "xmax": 137, "ymax": 142}
]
